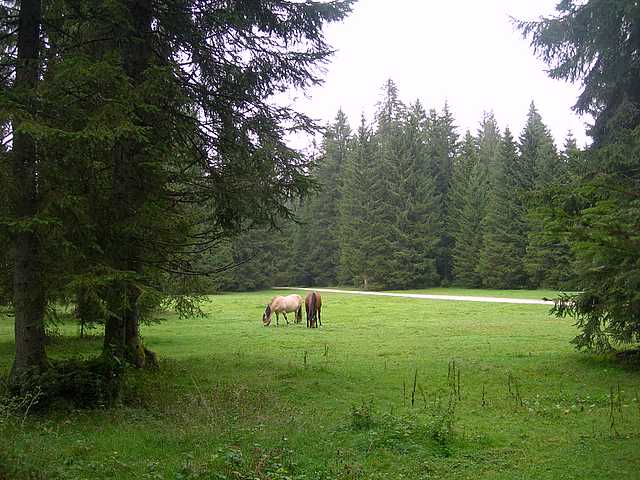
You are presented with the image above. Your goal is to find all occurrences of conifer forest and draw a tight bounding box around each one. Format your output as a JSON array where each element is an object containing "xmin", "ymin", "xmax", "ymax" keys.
[
  {"xmin": 210, "ymin": 84, "xmax": 579, "ymax": 294},
  {"xmin": 1, "ymin": 1, "xmax": 640, "ymax": 478}
]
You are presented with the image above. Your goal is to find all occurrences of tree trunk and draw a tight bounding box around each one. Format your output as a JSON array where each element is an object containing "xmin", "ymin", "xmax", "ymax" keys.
[
  {"xmin": 102, "ymin": 0, "xmax": 155, "ymax": 369},
  {"xmin": 76, "ymin": 286, "xmax": 103, "ymax": 337},
  {"xmin": 103, "ymin": 284, "xmax": 127, "ymax": 361},
  {"xmin": 103, "ymin": 281, "xmax": 154, "ymax": 368},
  {"xmin": 124, "ymin": 284, "xmax": 145, "ymax": 368},
  {"xmin": 9, "ymin": 0, "xmax": 48, "ymax": 385}
]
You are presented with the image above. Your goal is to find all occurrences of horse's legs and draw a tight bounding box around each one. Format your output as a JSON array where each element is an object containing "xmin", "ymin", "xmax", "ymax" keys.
[
  {"xmin": 275, "ymin": 313, "xmax": 279, "ymax": 326},
  {"xmin": 318, "ymin": 307, "xmax": 322, "ymax": 327},
  {"xmin": 283, "ymin": 312, "xmax": 289, "ymax": 325}
]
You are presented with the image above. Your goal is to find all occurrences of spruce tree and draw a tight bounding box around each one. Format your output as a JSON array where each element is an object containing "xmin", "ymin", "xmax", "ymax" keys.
[
  {"xmin": 289, "ymin": 200, "xmax": 315, "ymax": 286},
  {"xmin": 477, "ymin": 128, "xmax": 528, "ymax": 288},
  {"xmin": 391, "ymin": 101, "xmax": 440, "ymax": 288},
  {"xmin": 6, "ymin": 0, "xmax": 49, "ymax": 383},
  {"xmin": 1, "ymin": 0, "xmax": 355, "ymax": 377},
  {"xmin": 518, "ymin": 102, "xmax": 566, "ymax": 287},
  {"xmin": 451, "ymin": 114, "xmax": 498, "ymax": 287},
  {"xmin": 518, "ymin": 102, "xmax": 559, "ymax": 191},
  {"xmin": 0, "ymin": 139, "xmax": 10, "ymax": 304},
  {"xmin": 372, "ymin": 79, "xmax": 410, "ymax": 288},
  {"xmin": 517, "ymin": 0, "xmax": 640, "ymax": 146},
  {"xmin": 562, "ymin": 132, "xmax": 581, "ymax": 172},
  {"xmin": 291, "ymin": 110, "xmax": 351, "ymax": 286},
  {"xmin": 425, "ymin": 103, "xmax": 458, "ymax": 282},
  {"xmin": 338, "ymin": 116, "xmax": 390, "ymax": 289},
  {"xmin": 519, "ymin": 0, "xmax": 640, "ymax": 350},
  {"xmin": 450, "ymin": 132, "xmax": 479, "ymax": 224},
  {"xmin": 337, "ymin": 116, "xmax": 369, "ymax": 287},
  {"xmin": 449, "ymin": 132, "xmax": 477, "ymax": 284},
  {"xmin": 209, "ymin": 225, "xmax": 291, "ymax": 291}
]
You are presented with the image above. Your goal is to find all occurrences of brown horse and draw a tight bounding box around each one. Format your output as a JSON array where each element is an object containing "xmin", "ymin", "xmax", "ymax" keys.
[
  {"xmin": 262, "ymin": 294, "xmax": 303, "ymax": 326},
  {"xmin": 305, "ymin": 291, "xmax": 322, "ymax": 328}
]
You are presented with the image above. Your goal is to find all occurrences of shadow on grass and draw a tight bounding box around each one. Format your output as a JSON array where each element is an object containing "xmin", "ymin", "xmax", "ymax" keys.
[
  {"xmin": 0, "ymin": 340, "xmax": 14, "ymax": 359},
  {"xmin": 573, "ymin": 349, "xmax": 640, "ymax": 373}
]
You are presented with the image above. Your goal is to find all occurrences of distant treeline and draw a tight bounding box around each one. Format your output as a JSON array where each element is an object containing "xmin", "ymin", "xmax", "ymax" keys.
[{"xmin": 208, "ymin": 80, "xmax": 579, "ymax": 292}]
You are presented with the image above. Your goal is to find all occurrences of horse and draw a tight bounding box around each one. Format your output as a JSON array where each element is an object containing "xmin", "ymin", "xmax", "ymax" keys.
[
  {"xmin": 262, "ymin": 294, "xmax": 303, "ymax": 326},
  {"xmin": 305, "ymin": 291, "xmax": 322, "ymax": 328}
]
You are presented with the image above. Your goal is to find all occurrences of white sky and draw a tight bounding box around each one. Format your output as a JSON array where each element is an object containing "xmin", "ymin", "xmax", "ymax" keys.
[{"xmin": 291, "ymin": 0, "xmax": 590, "ymax": 151}]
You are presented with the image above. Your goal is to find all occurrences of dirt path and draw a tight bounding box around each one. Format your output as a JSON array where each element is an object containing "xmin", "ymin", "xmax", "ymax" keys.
[{"xmin": 274, "ymin": 287, "xmax": 554, "ymax": 305}]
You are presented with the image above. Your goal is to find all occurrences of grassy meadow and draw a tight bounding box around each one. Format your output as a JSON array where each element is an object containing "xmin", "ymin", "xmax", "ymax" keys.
[{"xmin": 1, "ymin": 288, "xmax": 639, "ymax": 479}]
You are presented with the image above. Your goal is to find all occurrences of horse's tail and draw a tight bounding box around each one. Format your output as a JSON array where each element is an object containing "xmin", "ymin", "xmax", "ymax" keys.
[
  {"xmin": 310, "ymin": 292, "xmax": 317, "ymax": 326},
  {"xmin": 263, "ymin": 304, "xmax": 272, "ymax": 325}
]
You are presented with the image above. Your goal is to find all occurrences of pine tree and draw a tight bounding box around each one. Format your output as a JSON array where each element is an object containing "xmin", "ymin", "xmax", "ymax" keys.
[
  {"xmin": 338, "ymin": 116, "xmax": 391, "ymax": 289},
  {"xmin": 451, "ymin": 114, "xmax": 498, "ymax": 286},
  {"xmin": 0, "ymin": 5, "xmax": 13, "ymax": 305},
  {"xmin": 1, "ymin": 0, "xmax": 355, "ymax": 379},
  {"xmin": 450, "ymin": 132, "xmax": 478, "ymax": 223},
  {"xmin": 425, "ymin": 103, "xmax": 458, "ymax": 282},
  {"xmin": 449, "ymin": 131, "xmax": 477, "ymax": 284},
  {"xmin": 289, "ymin": 200, "xmax": 315, "ymax": 286},
  {"xmin": 371, "ymin": 79, "xmax": 411, "ymax": 288},
  {"xmin": 477, "ymin": 128, "xmax": 528, "ymax": 288},
  {"xmin": 562, "ymin": 131, "xmax": 581, "ymax": 171},
  {"xmin": 6, "ymin": 0, "xmax": 49, "ymax": 383},
  {"xmin": 518, "ymin": 102, "xmax": 559, "ymax": 190},
  {"xmin": 0, "ymin": 139, "xmax": 10, "ymax": 304},
  {"xmin": 519, "ymin": 0, "xmax": 640, "ymax": 350},
  {"xmin": 210, "ymin": 225, "xmax": 291, "ymax": 291},
  {"xmin": 337, "ymin": 117, "xmax": 370, "ymax": 287},
  {"xmin": 392, "ymin": 101, "xmax": 440, "ymax": 288},
  {"xmin": 338, "ymin": 83, "xmax": 443, "ymax": 290},
  {"xmin": 291, "ymin": 110, "xmax": 351, "ymax": 286},
  {"xmin": 519, "ymin": 102, "xmax": 566, "ymax": 287},
  {"xmin": 517, "ymin": 1, "xmax": 640, "ymax": 146}
]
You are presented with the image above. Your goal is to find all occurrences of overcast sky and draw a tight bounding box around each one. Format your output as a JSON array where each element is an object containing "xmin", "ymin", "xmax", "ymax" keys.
[{"xmin": 292, "ymin": 0, "xmax": 590, "ymax": 151}]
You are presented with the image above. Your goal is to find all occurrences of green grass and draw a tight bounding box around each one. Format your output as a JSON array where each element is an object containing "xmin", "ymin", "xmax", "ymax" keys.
[{"xmin": 1, "ymin": 289, "xmax": 639, "ymax": 479}]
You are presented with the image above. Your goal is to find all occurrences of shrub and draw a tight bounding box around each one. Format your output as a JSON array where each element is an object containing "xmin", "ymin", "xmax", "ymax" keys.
[{"xmin": 9, "ymin": 357, "xmax": 124, "ymax": 411}]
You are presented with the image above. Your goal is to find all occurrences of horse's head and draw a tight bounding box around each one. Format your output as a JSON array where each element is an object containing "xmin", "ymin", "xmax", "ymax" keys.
[{"xmin": 262, "ymin": 305, "xmax": 272, "ymax": 326}]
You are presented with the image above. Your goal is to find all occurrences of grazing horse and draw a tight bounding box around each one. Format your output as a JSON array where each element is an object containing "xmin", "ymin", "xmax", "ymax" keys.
[
  {"xmin": 305, "ymin": 291, "xmax": 322, "ymax": 328},
  {"xmin": 262, "ymin": 294, "xmax": 303, "ymax": 326}
]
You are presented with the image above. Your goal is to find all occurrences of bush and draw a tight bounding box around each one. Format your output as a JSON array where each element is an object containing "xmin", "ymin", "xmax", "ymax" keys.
[{"xmin": 9, "ymin": 357, "xmax": 124, "ymax": 411}]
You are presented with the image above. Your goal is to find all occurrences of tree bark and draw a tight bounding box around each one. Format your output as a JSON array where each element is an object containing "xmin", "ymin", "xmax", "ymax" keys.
[
  {"xmin": 102, "ymin": 1, "xmax": 155, "ymax": 368},
  {"xmin": 104, "ymin": 281, "xmax": 149, "ymax": 367},
  {"xmin": 103, "ymin": 284, "xmax": 127, "ymax": 361},
  {"xmin": 9, "ymin": 0, "xmax": 48, "ymax": 385}
]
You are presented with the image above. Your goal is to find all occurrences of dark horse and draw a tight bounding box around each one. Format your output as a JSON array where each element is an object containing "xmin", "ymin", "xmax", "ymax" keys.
[{"xmin": 305, "ymin": 291, "xmax": 322, "ymax": 328}]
